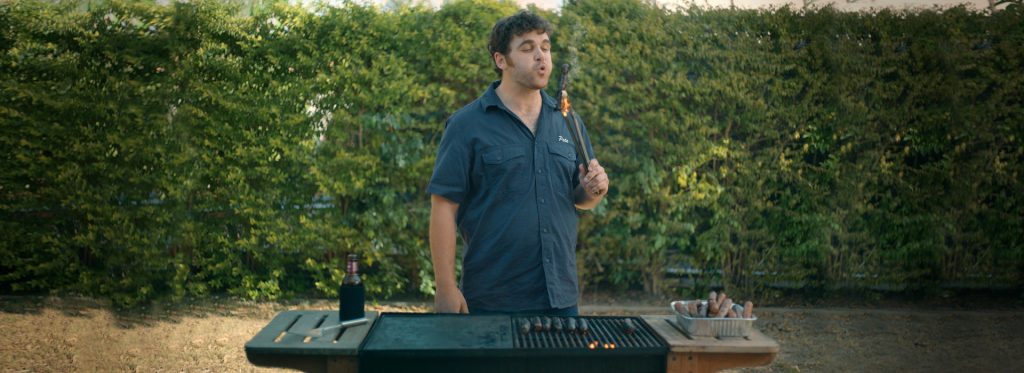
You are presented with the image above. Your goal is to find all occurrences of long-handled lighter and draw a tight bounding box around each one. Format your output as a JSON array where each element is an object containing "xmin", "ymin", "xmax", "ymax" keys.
[{"xmin": 557, "ymin": 64, "xmax": 593, "ymax": 172}]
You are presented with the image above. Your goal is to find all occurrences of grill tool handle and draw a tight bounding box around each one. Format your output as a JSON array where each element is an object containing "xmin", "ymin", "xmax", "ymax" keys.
[
  {"xmin": 557, "ymin": 64, "xmax": 594, "ymax": 173},
  {"xmin": 291, "ymin": 317, "xmax": 368, "ymax": 337}
]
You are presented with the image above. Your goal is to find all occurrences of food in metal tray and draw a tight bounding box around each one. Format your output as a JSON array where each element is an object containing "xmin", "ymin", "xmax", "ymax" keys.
[
  {"xmin": 677, "ymin": 291, "xmax": 754, "ymax": 319},
  {"xmin": 670, "ymin": 291, "xmax": 758, "ymax": 337},
  {"xmin": 716, "ymin": 299, "xmax": 733, "ymax": 318}
]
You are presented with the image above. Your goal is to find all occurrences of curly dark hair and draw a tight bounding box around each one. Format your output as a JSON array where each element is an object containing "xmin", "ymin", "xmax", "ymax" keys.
[{"xmin": 487, "ymin": 10, "xmax": 554, "ymax": 78}]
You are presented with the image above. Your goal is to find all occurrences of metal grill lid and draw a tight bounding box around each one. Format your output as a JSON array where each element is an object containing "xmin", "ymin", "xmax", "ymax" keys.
[{"xmin": 360, "ymin": 314, "xmax": 512, "ymax": 356}]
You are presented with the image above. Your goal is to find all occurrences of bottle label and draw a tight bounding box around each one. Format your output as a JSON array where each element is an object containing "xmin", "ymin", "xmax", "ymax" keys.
[
  {"xmin": 347, "ymin": 259, "xmax": 358, "ymax": 274},
  {"xmin": 339, "ymin": 284, "xmax": 365, "ymax": 321}
]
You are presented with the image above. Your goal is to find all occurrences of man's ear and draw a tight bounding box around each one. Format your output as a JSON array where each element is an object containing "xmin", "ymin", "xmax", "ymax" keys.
[{"xmin": 494, "ymin": 52, "xmax": 506, "ymax": 71}]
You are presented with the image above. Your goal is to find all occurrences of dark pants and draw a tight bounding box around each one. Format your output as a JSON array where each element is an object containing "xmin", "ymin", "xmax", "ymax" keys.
[{"xmin": 470, "ymin": 305, "xmax": 579, "ymax": 316}]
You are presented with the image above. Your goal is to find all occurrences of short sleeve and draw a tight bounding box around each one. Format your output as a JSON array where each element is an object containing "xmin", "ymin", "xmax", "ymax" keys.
[{"xmin": 427, "ymin": 120, "xmax": 472, "ymax": 204}]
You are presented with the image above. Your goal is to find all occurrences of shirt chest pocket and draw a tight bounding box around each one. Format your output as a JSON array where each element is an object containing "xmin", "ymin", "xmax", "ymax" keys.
[
  {"xmin": 548, "ymin": 141, "xmax": 577, "ymax": 172},
  {"xmin": 481, "ymin": 145, "xmax": 529, "ymax": 195}
]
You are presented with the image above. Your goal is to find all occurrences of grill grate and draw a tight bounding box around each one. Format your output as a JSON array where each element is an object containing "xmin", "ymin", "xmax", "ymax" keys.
[{"xmin": 513, "ymin": 316, "xmax": 663, "ymax": 350}]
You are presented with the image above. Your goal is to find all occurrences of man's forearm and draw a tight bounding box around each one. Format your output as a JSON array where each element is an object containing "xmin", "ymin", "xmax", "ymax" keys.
[{"xmin": 429, "ymin": 196, "xmax": 459, "ymax": 291}]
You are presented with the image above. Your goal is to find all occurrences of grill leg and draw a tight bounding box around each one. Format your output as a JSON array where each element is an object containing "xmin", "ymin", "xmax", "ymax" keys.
[{"xmin": 667, "ymin": 352, "xmax": 776, "ymax": 373}]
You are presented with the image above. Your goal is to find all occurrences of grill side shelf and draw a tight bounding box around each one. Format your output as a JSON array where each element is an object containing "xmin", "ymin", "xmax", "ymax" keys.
[{"xmin": 245, "ymin": 310, "xmax": 376, "ymax": 356}]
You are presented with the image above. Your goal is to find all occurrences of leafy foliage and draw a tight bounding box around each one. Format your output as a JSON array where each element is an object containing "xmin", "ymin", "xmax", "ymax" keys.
[{"xmin": 562, "ymin": 0, "xmax": 1023, "ymax": 297}]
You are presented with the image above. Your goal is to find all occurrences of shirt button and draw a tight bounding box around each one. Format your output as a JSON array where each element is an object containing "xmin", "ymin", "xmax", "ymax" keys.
[
  {"xmin": 540, "ymin": 198, "xmax": 545, "ymax": 204},
  {"xmin": 545, "ymin": 259, "xmax": 551, "ymax": 263},
  {"xmin": 542, "ymin": 228, "xmax": 548, "ymax": 233},
  {"xmin": 537, "ymin": 169, "xmax": 543, "ymax": 174}
]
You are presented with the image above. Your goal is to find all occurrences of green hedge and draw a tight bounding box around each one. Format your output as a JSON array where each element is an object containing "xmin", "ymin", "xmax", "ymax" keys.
[
  {"xmin": 565, "ymin": 0, "xmax": 1024, "ymax": 296},
  {"xmin": 1, "ymin": 0, "xmax": 1021, "ymax": 306}
]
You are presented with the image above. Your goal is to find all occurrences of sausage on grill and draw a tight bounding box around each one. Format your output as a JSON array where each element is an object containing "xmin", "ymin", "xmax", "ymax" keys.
[
  {"xmin": 566, "ymin": 317, "xmax": 578, "ymax": 333},
  {"xmin": 553, "ymin": 317, "xmax": 564, "ymax": 332},
  {"xmin": 518, "ymin": 319, "xmax": 531, "ymax": 334},
  {"xmin": 623, "ymin": 318, "xmax": 637, "ymax": 335},
  {"xmin": 578, "ymin": 318, "xmax": 590, "ymax": 335},
  {"xmin": 533, "ymin": 316, "xmax": 543, "ymax": 332},
  {"xmin": 542, "ymin": 316, "xmax": 552, "ymax": 331}
]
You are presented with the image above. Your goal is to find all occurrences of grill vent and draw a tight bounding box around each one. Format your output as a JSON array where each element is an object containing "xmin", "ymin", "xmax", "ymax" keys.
[{"xmin": 513, "ymin": 316, "xmax": 663, "ymax": 350}]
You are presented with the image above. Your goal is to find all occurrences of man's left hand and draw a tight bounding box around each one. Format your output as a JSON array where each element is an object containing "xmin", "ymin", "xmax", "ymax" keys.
[{"xmin": 578, "ymin": 159, "xmax": 609, "ymax": 198}]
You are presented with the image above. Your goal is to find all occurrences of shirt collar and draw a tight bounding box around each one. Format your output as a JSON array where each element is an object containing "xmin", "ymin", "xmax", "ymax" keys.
[{"xmin": 482, "ymin": 80, "xmax": 558, "ymax": 112}]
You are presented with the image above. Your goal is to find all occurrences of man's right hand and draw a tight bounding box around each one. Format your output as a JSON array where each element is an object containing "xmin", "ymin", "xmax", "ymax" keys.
[
  {"xmin": 434, "ymin": 286, "xmax": 468, "ymax": 313},
  {"xmin": 430, "ymin": 194, "xmax": 466, "ymax": 314}
]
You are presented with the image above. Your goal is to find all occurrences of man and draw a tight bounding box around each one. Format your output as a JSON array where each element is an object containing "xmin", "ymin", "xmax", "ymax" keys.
[{"xmin": 427, "ymin": 10, "xmax": 609, "ymax": 316}]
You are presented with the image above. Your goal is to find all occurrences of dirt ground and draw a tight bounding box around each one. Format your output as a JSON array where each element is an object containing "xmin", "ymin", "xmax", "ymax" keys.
[{"xmin": 2, "ymin": 294, "xmax": 1022, "ymax": 372}]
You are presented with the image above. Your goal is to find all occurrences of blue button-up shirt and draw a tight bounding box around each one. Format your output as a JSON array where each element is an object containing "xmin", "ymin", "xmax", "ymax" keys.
[{"xmin": 427, "ymin": 80, "xmax": 595, "ymax": 311}]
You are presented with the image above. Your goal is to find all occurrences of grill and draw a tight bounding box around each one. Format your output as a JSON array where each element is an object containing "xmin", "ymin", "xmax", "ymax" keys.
[
  {"xmin": 359, "ymin": 313, "xmax": 668, "ymax": 373},
  {"xmin": 512, "ymin": 316, "xmax": 664, "ymax": 351}
]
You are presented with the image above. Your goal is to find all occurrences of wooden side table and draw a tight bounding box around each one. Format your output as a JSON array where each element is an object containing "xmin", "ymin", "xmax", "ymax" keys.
[
  {"xmin": 641, "ymin": 315, "xmax": 779, "ymax": 373},
  {"xmin": 245, "ymin": 310, "xmax": 377, "ymax": 373}
]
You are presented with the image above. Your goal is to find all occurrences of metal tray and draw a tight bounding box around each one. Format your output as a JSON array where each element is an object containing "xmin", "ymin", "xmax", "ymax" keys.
[{"xmin": 669, "ymin": 300, "xmax": 756, "ymax": 338}]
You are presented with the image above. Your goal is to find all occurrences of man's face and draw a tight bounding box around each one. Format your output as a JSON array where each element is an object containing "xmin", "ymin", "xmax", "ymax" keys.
[{"xmin": 496, "ymin": 30, "xmax": 552, "ymax": 90}]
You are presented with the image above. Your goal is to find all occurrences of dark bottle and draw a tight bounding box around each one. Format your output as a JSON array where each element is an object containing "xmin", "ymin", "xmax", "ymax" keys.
[{"xmin": 339, "ymin": 254, "xmax": 365, "ymax": 321}]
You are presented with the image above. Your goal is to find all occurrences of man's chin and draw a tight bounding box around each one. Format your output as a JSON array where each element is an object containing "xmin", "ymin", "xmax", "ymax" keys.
[
  {"xmin": 532, "ymin": 77, "xmax": 550, "ymax": 90},
  {"xmin": 508, "ymin": 73, "xmax": 549, "ymax": 90}
]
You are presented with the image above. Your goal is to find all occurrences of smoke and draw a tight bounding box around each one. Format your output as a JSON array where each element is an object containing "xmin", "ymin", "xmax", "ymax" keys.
[{"xmin": 559, "ymin": 11, "xmax": 587, "ymax": 89}]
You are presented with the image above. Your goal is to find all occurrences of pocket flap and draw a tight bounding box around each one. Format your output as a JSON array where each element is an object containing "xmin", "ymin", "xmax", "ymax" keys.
[
  {"xmin": 482, "ymin": 146, "xmax": 526, "ymax": 164},
  {"xmin": 548, "ymin": 142, "xmax": 577, "ymax": 161}
]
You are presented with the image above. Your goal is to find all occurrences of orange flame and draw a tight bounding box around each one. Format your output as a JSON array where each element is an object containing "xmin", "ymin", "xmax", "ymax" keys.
[{"xmin": 560, "ymin": 91, "xmax": 571, "ymax": 116}]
